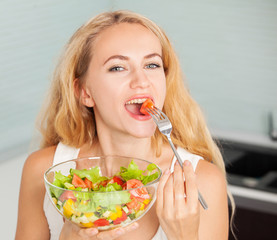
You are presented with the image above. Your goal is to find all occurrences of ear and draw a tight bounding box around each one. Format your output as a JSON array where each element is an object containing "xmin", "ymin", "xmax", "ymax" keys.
[
  {"xmin": 80, "ymin": 87, "xmax": 95, "ymax": 107},
  {"xmin": 74, "ymin": 78, "xmax": 95, "ymax": 107}
]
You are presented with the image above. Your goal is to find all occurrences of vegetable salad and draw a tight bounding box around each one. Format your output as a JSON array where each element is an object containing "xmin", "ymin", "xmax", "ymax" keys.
[{"xmin": 49, "ymin": 160, "xmax": 159, "ymax": 228}]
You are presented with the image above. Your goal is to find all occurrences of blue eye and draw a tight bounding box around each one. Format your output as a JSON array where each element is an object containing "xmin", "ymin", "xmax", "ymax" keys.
[
  {"xmin": 109, "ymin": 66, "xmax": 124, "ymax": 72},
  {"xmin": 146, "ymin": 63, "xmax": 160, "ymax": 69}
]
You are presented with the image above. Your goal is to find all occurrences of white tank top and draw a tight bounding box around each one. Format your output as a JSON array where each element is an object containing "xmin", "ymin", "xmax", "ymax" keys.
[{"xmin": 43, "ymin": 142, "xmax": 203, "ymax": 240}]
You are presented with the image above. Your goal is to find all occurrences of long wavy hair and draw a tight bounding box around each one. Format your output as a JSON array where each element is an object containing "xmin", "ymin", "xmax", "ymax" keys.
[{"xmin": 38, "ymin": 10, "xmax": 235, "ymax": 233}]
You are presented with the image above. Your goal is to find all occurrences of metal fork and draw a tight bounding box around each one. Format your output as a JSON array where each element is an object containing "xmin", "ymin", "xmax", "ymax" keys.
[{"xmin": 145, "ymin": 106, "xmax": 208, "ymax": 210}]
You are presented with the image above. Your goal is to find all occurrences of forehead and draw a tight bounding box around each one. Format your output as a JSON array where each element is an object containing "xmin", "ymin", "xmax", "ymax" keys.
[{"xmin": 91, "ymin": 23, "xmax": 162, "ymax": 59}]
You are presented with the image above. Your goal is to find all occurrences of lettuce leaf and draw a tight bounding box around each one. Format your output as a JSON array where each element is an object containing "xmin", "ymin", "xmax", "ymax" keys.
[
  {"xmin": 74, "ymin": 190, "xmax": 91, "ymax": 201},
  {"xmin": 50, "ymin": 187, "xmax": 63, "ymax": 199},
  {"xmin": 92, "ymin": 190, "xmax": 131, "ymax": 209},
  {"xmin": 120, "ymin": 160, "xmax": 158, "ymax": 185},
  {"xmin": 75, "ymin": 199, "xmax": 96, "ymax": 213},
  {"xmin": 74, "ymin": 184, "xmax": 131, "ymax": 213},
  {"xmin": 51, "ymin": 171, "xmax": 72, "ymax": 198},
  {"xmin": 70, "ymin": 167, "xmax": 107, "ymax": 183},
  {"xmin": 52, "ymin": 171, "xmax": 72, "ymax": 188},
  {"xmin": 97, "ymin": 183, "xmax": 123, "ymax": 192},
  {"xmin": 119, "ymin": 160, "xmax": 143, "ymax": 181},
  {"xmin": 142, "ymin": 172, "xmax": 159, "ymax": 185},
  {"xmin": 142, "ymin": 163, "xmax": 158, "ymax": 185},
  {"xmin": 147, "ymin": 163, "xmax": 157, "ymax": 172}
]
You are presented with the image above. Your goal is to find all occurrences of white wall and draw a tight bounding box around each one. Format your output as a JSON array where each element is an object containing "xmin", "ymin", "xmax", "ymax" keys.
[{"xmin": 0, "ymin": 155, "xmax": 26, "ymax": 239}]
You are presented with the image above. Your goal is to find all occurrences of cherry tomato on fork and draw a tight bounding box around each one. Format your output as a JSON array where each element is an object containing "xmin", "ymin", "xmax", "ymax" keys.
[{"xmin": 140, "ymin": 98, "xmax": 155, "ymax": 115}]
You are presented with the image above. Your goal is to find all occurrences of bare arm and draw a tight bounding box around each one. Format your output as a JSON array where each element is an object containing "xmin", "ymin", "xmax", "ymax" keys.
[
  {"xmin": 196, "ymin": 160, "xmax": 229, "ymax": 240},
  {"xmin": 15, "ymin": 147, "xmax": 56, "ymax": 240}
]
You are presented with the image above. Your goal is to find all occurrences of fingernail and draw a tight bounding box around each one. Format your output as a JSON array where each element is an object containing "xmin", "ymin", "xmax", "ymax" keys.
[
  {"xmin": 131, "ymin": 223, "xmax": 138, "ymax": 230},
  {"xmin": 115, "ymin": 229, "xmax": 124, "ymax": 236},
  {"xmin": 85, "ymin": 228, "xmax": 98, "ymax": 237},
  {"xmin": 164, "ymin": 169, "xmax": 170, "ymax": 175},
  {"xmin": 90, "ymin": 228, "xmax": 98, "ymax": 235}
]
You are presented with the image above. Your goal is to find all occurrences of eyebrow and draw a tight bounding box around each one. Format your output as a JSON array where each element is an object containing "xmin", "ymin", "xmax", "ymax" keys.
[
  {"xmin": 144, "ymin": 53, "xmax": 162, "ymax": 60},
  {"xmin": 103, "ymin": 53, "xmax": 162, "ymax": 65},
  {"xmin": 103, "ymin": 55, "xmax": 129, "ymax": 65}
]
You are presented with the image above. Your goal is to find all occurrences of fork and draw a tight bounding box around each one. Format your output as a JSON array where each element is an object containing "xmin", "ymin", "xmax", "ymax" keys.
[{"xmin": 145, "ymin": 106, "xmax": 208, "ymax": 210}]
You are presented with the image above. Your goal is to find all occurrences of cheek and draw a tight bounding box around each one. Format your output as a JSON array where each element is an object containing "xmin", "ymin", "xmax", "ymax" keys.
[
  {"xmin": 92, "ymin": 83, "xmax": 121, "ymax": 113},
  {"xmin": 88, "ymin": 78, "xmax": 114, "ymax": 103},
  {"xmin": 156, "ymin": 75, "xmax": 167, "ymax": 104}
]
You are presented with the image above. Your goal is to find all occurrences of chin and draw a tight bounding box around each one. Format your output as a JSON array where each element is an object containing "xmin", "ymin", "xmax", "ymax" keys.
[{"xmin": 130, "ymin": 127, "xmax": 156, "ymax": 139}]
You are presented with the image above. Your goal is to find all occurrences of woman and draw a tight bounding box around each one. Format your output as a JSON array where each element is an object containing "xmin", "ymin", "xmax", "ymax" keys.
[{"xmin": 15, "ymin": 10, "xmax": 231, "ymax": 240}]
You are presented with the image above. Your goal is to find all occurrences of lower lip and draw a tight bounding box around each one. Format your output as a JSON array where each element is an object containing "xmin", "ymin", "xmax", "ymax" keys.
[{"xmin": 125, "ymin": 107, "xmax": 152, "ymax": 121}]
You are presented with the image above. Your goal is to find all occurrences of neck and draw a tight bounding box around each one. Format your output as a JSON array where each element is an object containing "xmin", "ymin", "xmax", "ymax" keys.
[{"xmin": 91, "ymin": 132, "xmax": 155, "ymax": 161}]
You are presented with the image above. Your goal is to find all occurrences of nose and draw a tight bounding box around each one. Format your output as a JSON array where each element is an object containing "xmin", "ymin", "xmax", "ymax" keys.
[{"xmin": 129, "ymin": 69, "xmax": 150, "ymax": 89}]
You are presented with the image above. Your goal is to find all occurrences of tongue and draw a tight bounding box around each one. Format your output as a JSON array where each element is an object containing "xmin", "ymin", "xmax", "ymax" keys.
[{"xmin": 125, "ymin": 104, "xmax": 143, "ymax": 115}]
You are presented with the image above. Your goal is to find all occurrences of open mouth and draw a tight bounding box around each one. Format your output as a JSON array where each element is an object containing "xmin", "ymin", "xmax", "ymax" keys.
[{"xmin": 125, "ymin": 98, "xmax": 148, "ymax": 115}]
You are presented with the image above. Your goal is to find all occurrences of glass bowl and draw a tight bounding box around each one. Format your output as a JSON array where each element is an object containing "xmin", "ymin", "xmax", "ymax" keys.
[{"xmin": 44, "ymin": 155, "xmax": 162, "ymax": 230}]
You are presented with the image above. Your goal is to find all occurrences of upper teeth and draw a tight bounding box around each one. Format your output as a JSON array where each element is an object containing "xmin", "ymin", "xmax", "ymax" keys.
[{"xmin": 126, "ymin": 98, "xmax": 147, "ymax": 104}]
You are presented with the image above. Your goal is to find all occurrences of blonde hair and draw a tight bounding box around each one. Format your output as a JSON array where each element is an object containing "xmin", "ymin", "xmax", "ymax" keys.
[{"xmin": 38, "ymin": 10, "xmax": 235, "ymax": 235}]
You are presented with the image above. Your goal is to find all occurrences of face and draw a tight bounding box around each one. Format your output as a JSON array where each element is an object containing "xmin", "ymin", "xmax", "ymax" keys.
[{"xmin": 81, "ymin": 23, "xmax": 166, "ymax": 138}]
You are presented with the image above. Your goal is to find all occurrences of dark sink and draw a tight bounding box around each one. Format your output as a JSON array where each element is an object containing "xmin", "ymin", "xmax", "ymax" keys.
[
  {"xmin": 217, "ymin": 139, "xmax": 277, "ymax": 193},
  {"xmin": 217, "ymin": 139, "xmax": 277, "ymax": 240}
]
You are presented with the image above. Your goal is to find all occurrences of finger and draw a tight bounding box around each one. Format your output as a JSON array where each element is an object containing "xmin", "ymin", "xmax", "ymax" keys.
[
  {"xmin": 163, "ymin": 173, "xmax": 174, "ymax": 216},
  {"xmin": 122, "ymin": 222, "xmax": 139, "ymax": 233},
  {"xmin": 173, "ymin": 162, "xmax": 186, "ymax": 211},
  {"xmin": 183, "ymin": 160, "xmax": 198, "ymax": 207},
  {"xmin": 78, "ymin": 227, "xmax": 98, "ymax": 237},
  {"xmin": 96, "ymin": 222, "xmax": 139, "ymax": 240},
  {"xmin": 156, "ymin": 168, "xmax": 171, "ymax": 213},
  {"xmin": 62, "ymin": 218, "xmax": 98, "ymax": 238}
]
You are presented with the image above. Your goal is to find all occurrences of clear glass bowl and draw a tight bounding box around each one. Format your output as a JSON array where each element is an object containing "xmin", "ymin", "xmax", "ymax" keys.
[{"xmin": 44, "ymin": 156, "xmax": 162, "ymax": 230}]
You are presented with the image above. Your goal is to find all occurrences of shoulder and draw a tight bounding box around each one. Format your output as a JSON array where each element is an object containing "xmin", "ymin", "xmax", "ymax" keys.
[
  {"xmin": 196, "ymin": 160, "xmax": 227, "ymax": 190},
  {"xmin": 195, "ymin": 160, "xmax": 228, "ymax": 204},
  {"xmin": 21, "ymin": 145, "xmax": 58, "ymax": 196},
  {"xmin": 23, "ymin": 145, "xmax": 57, "ymax": 178}
]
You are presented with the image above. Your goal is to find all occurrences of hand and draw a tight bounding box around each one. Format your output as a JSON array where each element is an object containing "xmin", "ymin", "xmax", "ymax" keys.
[
  {"xmin": 156, "ymin": 160, "xmax": 200, "ymax": 240},
  {"xmin": 59, "ymin": 218, "xmax": 139, "ymax": 240}
]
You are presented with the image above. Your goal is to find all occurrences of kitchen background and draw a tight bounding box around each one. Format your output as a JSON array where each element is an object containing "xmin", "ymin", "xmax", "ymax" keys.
[{"xmin": 1, "ymin": 0, "xmax": 276, "ymax": 239}]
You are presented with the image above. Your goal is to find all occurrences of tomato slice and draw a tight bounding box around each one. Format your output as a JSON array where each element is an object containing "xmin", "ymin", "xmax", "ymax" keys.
[
  {"xmin": 108, "ymin": 176, "xmax": 124, "ymax": 186},
  {"xmin": 126, "ymin": 197, "xmax": 141, "ymax": 211},
  {"xmin": 93, "ymin": 218, "xmax": 110, "ymax": 227},
  {"xmin": 126, "ymin": 179, "xmax": 150, "ymax": 202},
  {"xmin": 72, "ymin": 174, "xmax": 87, "ymax": 188},
  {"xmin": 99, "ymin": 179, "xmax": 109, "ymax": 187},
  {"xmin": 140, "ymin": 98, "xmax": 154, "ymax": 115},
  {"xmin": 126, "ymin": 179, "xmax": 143, "ymax": 189},
  {"xmin": 59, "ymin": 190, "xmax": 76, "ymax": 202},
  {"xmin": 84, "ymin": 178, "xmax": 92, "ymax": 189},
  {"xmin": 131, "ymin": 188, "xmax": 150, "ymax": 202}
]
